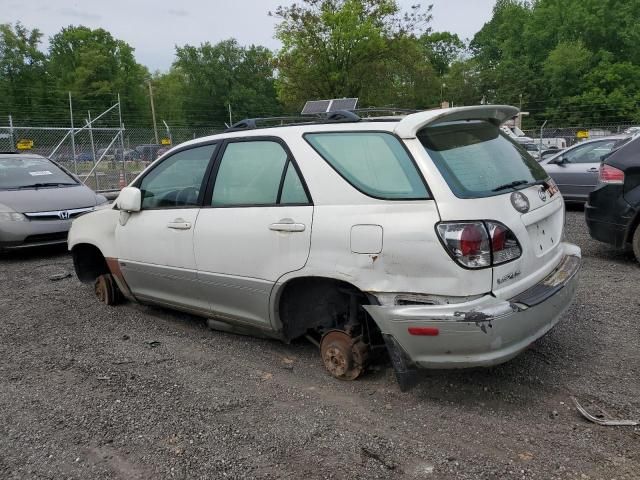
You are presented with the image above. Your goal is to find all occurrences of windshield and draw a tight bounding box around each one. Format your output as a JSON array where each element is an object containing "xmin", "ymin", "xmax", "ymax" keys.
[
  {"xmin": 0, "ymin": 156, "xmax": 78, "ymax": 190},
  {"xmin": 417, "ymin": 120, "xmax": 548, "ymax": 198}
]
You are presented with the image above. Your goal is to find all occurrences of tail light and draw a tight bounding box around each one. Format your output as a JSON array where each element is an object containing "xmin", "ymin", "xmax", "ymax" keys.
[
  {"xmin": 437, "ymin": 221, "xmax": 522, "ymax": 269},
  {"xmin": 599, "ymin": 164, "xmax": 624, "ymax": 184}
]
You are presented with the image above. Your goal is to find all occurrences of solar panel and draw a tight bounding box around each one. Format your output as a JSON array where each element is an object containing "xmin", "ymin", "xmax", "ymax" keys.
[
  {"xmin": 328, "ymin": 98, "xmax": 358, "ymax": 112},
  {"xmin": 302, "ymin": 98, "xmax": 358, "ymax": 115},
  {"xmin": 302, "ymin": 100, "xmax": 332, "ymax": 115}
]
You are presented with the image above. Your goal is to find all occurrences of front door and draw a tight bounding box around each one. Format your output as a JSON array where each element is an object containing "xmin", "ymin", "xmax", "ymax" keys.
[
  {"xmin": 116, "ymin": 143, "xmax": 218, "ymax": 311},
  {"xmin": 193, "ymin": 139, "xmax": 313, "ymax": 328}
]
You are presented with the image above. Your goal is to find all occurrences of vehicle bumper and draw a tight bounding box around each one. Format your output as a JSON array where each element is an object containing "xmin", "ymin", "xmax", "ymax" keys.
[
  {"xmin": 0, "ymin": 219, "xmax": 71, "ymax": 250},
  {"xmin": 585, "ymin": 188, "xmax": 636, "ymax": 248},
  {"xmin": 364, "ymin": 244, "xmax": 581, "ymax": 369}
]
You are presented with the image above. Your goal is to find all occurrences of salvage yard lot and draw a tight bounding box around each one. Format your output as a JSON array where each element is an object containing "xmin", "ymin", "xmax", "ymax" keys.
[{"xmin": 0, "ymin": 209, "xmax": 638, "ymax": 479}]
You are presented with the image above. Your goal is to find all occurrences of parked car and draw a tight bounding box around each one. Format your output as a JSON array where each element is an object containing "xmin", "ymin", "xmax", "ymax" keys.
[
  {"xmin": 75, "ymin": 151, "xmax": 95, "ymax": 162},
  {"xmin": 135, "ymin": 144, "xmax": 164, "ymax": 162},
  {"xmin": 522, "ymin": 142, "xmax": 541, "ymax": 160},
  {"xmin": 539, "ymin": 136, "xmax": 632, "ymax": 202},
  {"xmin": 540, "ymin": 147, "xmax": 563, "ymax": 161},
  {"xmin": 69, "ymin": 106, "xmax": 581, "ymax": 389},
  {"xmin": 0, "ymin": 153, "xmax": 108, "ymax": 251},
  {"xmin": 585, "ymin": 135, "xmax": 640, "ymax": 262}
]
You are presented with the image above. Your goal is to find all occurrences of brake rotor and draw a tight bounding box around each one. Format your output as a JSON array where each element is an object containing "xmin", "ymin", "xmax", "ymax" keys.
[
  {"xmin": 320, "ymin": 330, "xmax": 369, "ymax": 381},
  {"xmin": 94, "ymin": 273, "xmax": 120, "ymax": 306}
]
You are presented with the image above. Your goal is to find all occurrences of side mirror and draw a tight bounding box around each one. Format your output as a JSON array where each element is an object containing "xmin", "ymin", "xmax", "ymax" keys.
[
  {"xmin": 116, "ymin": 187, "xmax": 142, "ymax": 212},
  {"xmin": 550, "ymin": 156, "xmax": 566, "ymax": 165}
]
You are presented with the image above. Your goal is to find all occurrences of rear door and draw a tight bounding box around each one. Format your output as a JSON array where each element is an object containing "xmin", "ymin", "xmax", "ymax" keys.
[
  {"xmin": 414, "ymin": 120, "xmax": 565, "ymax": 297},
  {"xmin": 193, "ymin": 137, "xmax": 313, "ymax": 328},
  {"xmin": 543, "ymin": 140, "xmax": 618, "ymax": 201}
]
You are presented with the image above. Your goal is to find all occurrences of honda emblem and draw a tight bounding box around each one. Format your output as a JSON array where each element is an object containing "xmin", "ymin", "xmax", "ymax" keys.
[{"xmin": 58, "ymin": 210, "xmax": 70, "ymax": 220}]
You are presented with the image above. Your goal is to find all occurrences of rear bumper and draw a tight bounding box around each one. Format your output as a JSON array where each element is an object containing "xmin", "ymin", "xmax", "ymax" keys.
[
  {"xmin": 364, "ymin": 243, "xmax": 581, "ymax": 369},
  {"xmin": 0, "ymin": 220, "xmax": 71, "ymax": 250},
  {"xmin": 585, "ymin": 184, "xmax": 636, "ymax": 248}
]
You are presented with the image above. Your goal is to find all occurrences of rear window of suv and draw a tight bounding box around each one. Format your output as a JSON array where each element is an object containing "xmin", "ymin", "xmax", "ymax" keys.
[
  {"xmin": 305, "ymin": 132, "xmax": 429, "ymax": 200},
  {"xmin": 418, "ymin": 120, "xmax": 548, "ymax": 198}
]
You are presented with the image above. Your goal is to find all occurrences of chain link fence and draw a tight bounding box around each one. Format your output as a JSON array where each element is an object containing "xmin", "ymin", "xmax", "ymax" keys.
[
  {"xmin": 0, "ymin": 124, "xmax": 219, "ymax": 192},
  {"xmin": 522, "ymin": 123, "xmax": 638, "ymax": 149},
  {"xmin": 3, "ymin": 114, "xmax": 639, "ymax": 192}
]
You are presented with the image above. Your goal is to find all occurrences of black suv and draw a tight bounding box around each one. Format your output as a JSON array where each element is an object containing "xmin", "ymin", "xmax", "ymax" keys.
[{"xmin": 585, "ymin": 135, "xmax": 640, "ymax": 261}]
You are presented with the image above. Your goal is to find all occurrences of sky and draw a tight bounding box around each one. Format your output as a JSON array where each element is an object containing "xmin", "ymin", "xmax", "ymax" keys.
[{"xmin": 3, "ymin": 0, "xmax": 496, "ymax": 72}]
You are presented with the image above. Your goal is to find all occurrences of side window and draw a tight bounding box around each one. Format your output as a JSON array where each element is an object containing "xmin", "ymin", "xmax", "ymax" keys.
[
  {"xmin": 565, "ymin": 141, "xmax": 613, "ymax": 164},
  {"xmin": 305, "ymin": 132, "xmax": 429, "ymax": 199},
  {"xmin": 211, "ymin": 140, "xmax": 309, "ymax": 206},
  {"xmin": 139, "ymin": 144, "xmax": 216, "ymax": 209},
  {"xmin": 280, "ymin": 163, "xmax": 309, "ymax": 204}
]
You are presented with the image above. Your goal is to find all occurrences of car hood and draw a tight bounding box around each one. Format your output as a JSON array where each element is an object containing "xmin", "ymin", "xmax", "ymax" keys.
[{"xmin": 0, "ymin": 185, "xmax": 99, "ymax": 213}]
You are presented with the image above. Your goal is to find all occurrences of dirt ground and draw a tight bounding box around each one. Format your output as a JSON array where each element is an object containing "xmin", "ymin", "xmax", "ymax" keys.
[{"xmin": 0, "ymin": 208, "xmax": 638, "ymax": 479}]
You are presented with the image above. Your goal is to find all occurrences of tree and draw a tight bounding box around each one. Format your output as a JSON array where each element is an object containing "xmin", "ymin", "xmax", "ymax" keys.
[
  {"xmin": 421, "ymin": 31, "xmax": 465, "ymax": 75},
  {"xmin": 173, "ymin": 39, "xmax": 281, "ymax": 128},
  {"xmin": 0, "ymin": 23, "xmax": 48, "ymax": 123},
  {"xmin": 47, "ymin": 26, "xmax": 149, "ymax": 124},
  {"xmin": 272, "ymin": 0, "xmax": 434, "ymax": 110}
]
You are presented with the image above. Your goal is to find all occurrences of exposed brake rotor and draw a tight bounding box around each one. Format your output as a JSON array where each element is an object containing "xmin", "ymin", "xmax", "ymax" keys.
[{"xmin": 320, "ymin": 330, "xmax": 369, "ymax": 380}]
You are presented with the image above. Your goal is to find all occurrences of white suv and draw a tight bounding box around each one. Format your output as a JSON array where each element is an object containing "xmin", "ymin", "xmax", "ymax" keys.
[{"xmin": 69, "ymin": 106, "xmax": 581, "ymax": 389}]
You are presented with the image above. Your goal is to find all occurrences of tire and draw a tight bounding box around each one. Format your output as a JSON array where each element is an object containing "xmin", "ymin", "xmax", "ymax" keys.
[{"xmin": 633, "ymin": 225, "xmax": 640, "ymax": 263}]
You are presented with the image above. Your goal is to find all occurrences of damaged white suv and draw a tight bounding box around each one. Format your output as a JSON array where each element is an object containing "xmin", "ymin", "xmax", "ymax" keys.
[{"xmin": 69, "ymin": 106, "xmax": 580, "ymax": 389}]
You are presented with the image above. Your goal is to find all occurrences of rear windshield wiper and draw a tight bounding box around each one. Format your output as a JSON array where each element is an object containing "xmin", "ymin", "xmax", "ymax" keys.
[
  {"xmin": 492, "ymin": 180, "xmax": 529, "ymax": 192},
  {"xmin": 15, "ymin": 182, "xmax": 77, "ymax": 189}
]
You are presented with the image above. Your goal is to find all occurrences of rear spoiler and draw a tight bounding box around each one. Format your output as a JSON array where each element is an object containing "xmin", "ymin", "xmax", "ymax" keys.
[{"xmin": 394, "ymin": 105, "xmax": 519, "ymax": 139}]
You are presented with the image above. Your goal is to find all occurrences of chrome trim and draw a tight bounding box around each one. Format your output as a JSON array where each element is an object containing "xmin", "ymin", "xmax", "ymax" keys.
[{"xmin": 23, "ymin": 206, "xmax": 94, "ymax": 220}]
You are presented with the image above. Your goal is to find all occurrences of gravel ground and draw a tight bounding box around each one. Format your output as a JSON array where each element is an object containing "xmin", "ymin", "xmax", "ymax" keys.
[{"xmin": 1, "ymin": 208, "xmax": 638, "ymax": 479}]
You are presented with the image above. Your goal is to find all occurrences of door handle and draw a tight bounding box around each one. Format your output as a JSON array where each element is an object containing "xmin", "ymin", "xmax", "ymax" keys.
[
  {"xmin": 269, "ymin": 219, "xmax": 306, "ymax": 232},
  {"xmin": 167, "ymin": 219, "xmax": 192, "ymax": 230},
  {"xmin": 586, "ymin": 167, "xmax": 599, "ymax": 172}
]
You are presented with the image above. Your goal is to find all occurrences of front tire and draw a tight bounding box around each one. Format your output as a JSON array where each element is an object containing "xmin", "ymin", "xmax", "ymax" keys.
[{"xmin": 632, "ymin": 225, "xmax": 640, "ymax": 263}]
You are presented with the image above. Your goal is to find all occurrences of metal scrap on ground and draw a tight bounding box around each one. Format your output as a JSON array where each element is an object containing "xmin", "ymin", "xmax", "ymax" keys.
[{"xmin": 572, "ymin": 397, "xmax": 639, "ymax": 426}]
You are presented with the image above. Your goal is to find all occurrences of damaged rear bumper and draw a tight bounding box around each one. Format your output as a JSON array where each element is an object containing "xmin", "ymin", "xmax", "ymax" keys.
[{"xmin": 363, "ymin": 246, "xmax": 581, "ymax": 370}]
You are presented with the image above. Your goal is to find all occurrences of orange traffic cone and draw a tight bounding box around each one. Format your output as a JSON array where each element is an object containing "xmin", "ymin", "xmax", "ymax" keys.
[{"xmin": 119, "ymin": 171, "xmax": 126, "ymax": 190}]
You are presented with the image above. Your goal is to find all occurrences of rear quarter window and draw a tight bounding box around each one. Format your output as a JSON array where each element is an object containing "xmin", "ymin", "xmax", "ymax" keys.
[
  {"xmin": 304, "ymin": 132, "xmax": 429, "ymax": 200},
  {"xmin": 417, "ymin": 121, "xmax": 548, "ymax": 198}
]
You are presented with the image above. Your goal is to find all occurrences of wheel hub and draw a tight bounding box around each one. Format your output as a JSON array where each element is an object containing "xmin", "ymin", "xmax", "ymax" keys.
[{"xmin": 320, "ymin": 330, "xmax": 369, "ymax": 380}]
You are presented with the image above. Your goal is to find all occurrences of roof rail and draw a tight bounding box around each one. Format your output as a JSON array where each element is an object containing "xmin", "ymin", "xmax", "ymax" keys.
[
  {"xmin": 224, "ymin": 111, "xmax": 361, "ymax": 133},
  {"xmin": 354, "ymin": 107, "xmax": 421, "ymax": 116}
]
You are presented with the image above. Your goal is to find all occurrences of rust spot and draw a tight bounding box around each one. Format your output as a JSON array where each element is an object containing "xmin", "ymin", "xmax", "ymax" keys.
[
  {"xmin": 105, "ymin": 257, "xmax": 134, "ymax": 299},
  {"xmin": 371, "ymin": 255, "xmax": 379, "ymax": 263}
]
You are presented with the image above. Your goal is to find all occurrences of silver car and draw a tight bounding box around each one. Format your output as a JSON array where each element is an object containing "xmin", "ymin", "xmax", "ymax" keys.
[
  {"xmin": 540, "ymin": 136, "xmax": 631, "ymax": 202},
  {"xmin": 0, "ymin": 153, "xmax": 107, "ymax": 251}
]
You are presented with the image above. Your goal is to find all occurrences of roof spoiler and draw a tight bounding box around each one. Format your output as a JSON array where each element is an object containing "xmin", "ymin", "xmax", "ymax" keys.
[{"xmin": 394, "ymin": 105, "xmax": 519, "ymax": 139}]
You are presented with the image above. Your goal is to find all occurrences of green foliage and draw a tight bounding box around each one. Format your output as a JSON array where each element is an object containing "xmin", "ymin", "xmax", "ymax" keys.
[
  {"xmin": 48, "ymin": 26, "xmax": 149, "ymax": 124},
  {"xmin": 172, "ymin": 39, "xmax": 281, "ymax": 127},
  {"xmin": 470, "ymin": 0, "xmax": 640, "ymax": 126},
  {"xmin": 0, "ymin": 23, "xmax": 48, "ymax": 123},
  {"xmin": 272, "ymin": 0, "xmax": 435, "ymax": 110}
]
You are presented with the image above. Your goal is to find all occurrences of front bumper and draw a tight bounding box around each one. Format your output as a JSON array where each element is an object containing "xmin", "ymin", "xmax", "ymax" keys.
[
  {"xmin": 364, "ymin": 245, "xmax": 581, "ymax": 370},
  {"xmin": 0, "ymin": 219, "xmax": 71, "ymax": 250}
]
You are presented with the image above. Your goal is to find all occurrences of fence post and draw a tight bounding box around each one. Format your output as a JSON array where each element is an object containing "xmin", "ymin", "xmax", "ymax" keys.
[
  {"xmin": 8, "ymin": 115, "xmax": 14, "ymax": 150},
  {"xmin": 68, "ymin": 92, "xmax": 77, "ymax": 174},
  {"xmin": 117, "ymin": 93, "xmax": 127, "ymax": 185},
  {"xmin": 87, "ymin": 111, "xmax": 99, "ymax": 191}
]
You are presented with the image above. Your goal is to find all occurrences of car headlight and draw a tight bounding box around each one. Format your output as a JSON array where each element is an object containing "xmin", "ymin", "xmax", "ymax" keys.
[{"xmin": 0, "ymin": 212, "xmax": 28, "ymax": 222}]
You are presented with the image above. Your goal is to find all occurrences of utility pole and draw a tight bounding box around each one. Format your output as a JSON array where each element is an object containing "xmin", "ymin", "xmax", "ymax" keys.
[
  {"xmin": 148, "ymin": 81, "xmax": 159, "ymax": 144},
  {"xmin": 228, "ymin": 103, "xmax": 233, "ymax": 126},
  {"xmin": 8, "ymin": 115, "xmax": 14, "ymax": 151}
]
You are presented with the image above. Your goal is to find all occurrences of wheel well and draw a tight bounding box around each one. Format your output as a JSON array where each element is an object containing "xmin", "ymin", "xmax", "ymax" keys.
[
  {"xmin": 277, "ymin": 276, "xmax": 381, "ymax": 344},
  {"xmin": 72, "ymin": 244, "xmax": 109, "ymax": 283},
  {"xmin": 627, "ymin": 212, "xmax": 640, "ymax": 244}
]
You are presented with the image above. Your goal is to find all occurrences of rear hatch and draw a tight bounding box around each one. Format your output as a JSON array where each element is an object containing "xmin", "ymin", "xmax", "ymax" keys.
[{"xmin": 414, "ymin": 119, "xmax": 565, "ymax": 298}]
